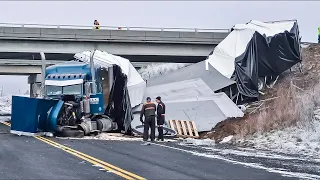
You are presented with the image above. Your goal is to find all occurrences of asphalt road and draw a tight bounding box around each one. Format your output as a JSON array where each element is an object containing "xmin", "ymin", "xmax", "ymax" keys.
[{"xmin": 0, "ymin": 123, "xmax": 297, "ymax": 180}]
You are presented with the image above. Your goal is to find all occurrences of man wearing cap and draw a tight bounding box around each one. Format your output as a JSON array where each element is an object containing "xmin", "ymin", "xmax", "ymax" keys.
[
  {"xmin": 140, "ymin": 97, "xmax": 156, "ymax": 141},
  {"xmin": 155, "ymin": 96, "xmax": 166, "ymax": 141}
]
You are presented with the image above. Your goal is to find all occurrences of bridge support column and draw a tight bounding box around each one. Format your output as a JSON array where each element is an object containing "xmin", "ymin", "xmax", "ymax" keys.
[{"xmin": 28, "ymin": 74, "xmax": 42, "ymax": 98}]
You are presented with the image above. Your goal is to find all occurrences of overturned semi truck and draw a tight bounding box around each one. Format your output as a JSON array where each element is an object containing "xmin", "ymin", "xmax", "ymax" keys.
[{"xmin": 10, "ymin": 50, "xmax": 147, "ymax": 137}]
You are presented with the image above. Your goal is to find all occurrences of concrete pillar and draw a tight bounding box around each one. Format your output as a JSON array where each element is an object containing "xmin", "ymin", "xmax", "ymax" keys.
[
  {"xmin": 30, "ymin": 84, "xmax": 33, "ymax": 98},
  {"xmin": 28, "ymin": 74, "xmax": 42, "ymax": 98}
]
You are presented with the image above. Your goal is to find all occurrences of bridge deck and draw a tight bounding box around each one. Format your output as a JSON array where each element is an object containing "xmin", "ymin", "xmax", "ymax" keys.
[{"xmin": 0, "ymin": 23, "xmax": 230, "ymax": 44}]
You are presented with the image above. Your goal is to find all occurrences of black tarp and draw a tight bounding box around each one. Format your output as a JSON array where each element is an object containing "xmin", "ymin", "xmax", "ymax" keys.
[
  {"xmin": 105, "ymin": 65, "xmax": 133, "ymax": 135},
  {"xmin": 231, "ymin": 21, "xmax": 301, "ymax": 102}
]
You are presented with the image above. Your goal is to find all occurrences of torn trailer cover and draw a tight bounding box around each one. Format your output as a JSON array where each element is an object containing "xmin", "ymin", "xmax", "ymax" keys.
[
  {"xmin": 207, "ymin": 20, "xmax": 301, "ymax": 102},
  {"xmin": 74, "ymin": 50, "xmax": 146, "ymax": 134}
]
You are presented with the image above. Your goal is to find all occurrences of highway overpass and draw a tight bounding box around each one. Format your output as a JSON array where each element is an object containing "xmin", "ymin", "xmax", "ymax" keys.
[
  {"xmin": 0, "ymin": 59, "xmax": 180, "ymax": 75},
  {"xmin": 0, "ymin": 23, "xmax": 230, "ymax": 96},
  {"xmin": 0, "ymin": 23, "xmax": 230, "ymax": 63}
]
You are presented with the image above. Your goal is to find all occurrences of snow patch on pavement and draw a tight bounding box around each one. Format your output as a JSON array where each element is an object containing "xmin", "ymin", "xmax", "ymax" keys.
[
  {"xmin": 194, "ymin": 152, "xmax": 320, "ymax": 180},
  {"xmin": 151, "ymin": 142, "xmax": 320, "ymax": 180},
  {"xmin": 182, "ymin": 138, "xmax": 215, "ymax": 146},
  {"xmin": 0, "ymin": 116, "xmax": 10, "ymax": 123},
  {"xmin": 179, "ymin": 140, "xmax": 320, "ymax": 164},
  {"xmin": 220, "ymin": 135, "xmax": 233, "ymax": 144}
]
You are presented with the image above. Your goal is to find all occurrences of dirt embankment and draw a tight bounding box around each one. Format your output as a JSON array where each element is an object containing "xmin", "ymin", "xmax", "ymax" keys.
[{"xmin": 202, "ymin": 43, "xmax": 320, "ymax": 143}]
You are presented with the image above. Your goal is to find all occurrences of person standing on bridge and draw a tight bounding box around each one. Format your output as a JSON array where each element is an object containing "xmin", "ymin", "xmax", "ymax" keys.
[
  {"xmin": 140, "ymin": 97, "xmax": 156, "ymax": 141},
  {"xmin": 94, "ymin": 20, "xmax": 100, "ymax": 29},
  {"xmin": 318, "ymin": 26, "xmax": 320, "ymax": 43},
  {"xmin": 155, "ymin": 96, "xmax": 165, "ymax": 141}
]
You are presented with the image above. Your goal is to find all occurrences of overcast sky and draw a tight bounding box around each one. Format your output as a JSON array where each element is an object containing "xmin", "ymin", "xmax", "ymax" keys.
[{"xmin": 0, "ymin": 1, "xmax": 317, "ymax": 95}]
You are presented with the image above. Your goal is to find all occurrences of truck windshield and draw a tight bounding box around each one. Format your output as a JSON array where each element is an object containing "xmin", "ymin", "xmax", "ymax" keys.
[{"xmin": 46, "ymin": 84, "xmax": 82, "ymax": 95}]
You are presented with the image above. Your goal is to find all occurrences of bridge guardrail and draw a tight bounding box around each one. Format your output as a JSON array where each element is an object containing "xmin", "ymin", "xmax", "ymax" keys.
[
  {"xmin": 0, "ymin": 59, "xmax": 192, "ymax": 68},
  {"xmin": 0, "ymin": 59, "xmax": 63, "ymax": 66},
  {"xmin": 0, "ymin": 22, "xmax": 230, "ymax": 33},
  {"xmin": 0, "ymin": 23, "xmax": 229, "ymax": 44}
]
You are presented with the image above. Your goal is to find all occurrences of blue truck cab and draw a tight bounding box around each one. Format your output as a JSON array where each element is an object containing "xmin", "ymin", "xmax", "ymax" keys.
[
  {"xmin": 45, "ymin": 61, "xmax": 105, "ymax": 115},
  {"xmin": 10, "ymin": 52, "xmax": 132, "ymax": 137}
]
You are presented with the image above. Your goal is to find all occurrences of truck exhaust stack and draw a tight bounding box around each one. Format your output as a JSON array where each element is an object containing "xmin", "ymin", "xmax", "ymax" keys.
[{"xmin": 40, "ymin": 52, "xmax": 46, "ymax": 97}]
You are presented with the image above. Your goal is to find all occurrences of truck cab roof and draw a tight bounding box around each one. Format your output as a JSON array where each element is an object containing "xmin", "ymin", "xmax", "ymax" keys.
[{"xmin": 46, "ymin": 60, "xmax": 101, "ymax": 81}]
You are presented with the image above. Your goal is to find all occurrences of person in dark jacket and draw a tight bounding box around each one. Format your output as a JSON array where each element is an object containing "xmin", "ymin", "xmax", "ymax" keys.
[
  {"xmin": 318, "ymin": 26, "xmax": 320, "ymax": 43},
  {"xmin": 140, "ymin": 97, "xmax": 156, "ymax": 141},
  {"xmin": 155, "ymin": 96, "xmax": 165, "ymax": 141},
  {"xmin": 94, "ymin": 20, "xmax": 100, "ymax": 29}
]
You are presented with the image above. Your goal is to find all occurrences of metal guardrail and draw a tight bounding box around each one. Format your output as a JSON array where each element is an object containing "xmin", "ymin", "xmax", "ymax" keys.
[
  {"xmin": 0, "ymin": 22, "xmax": 230, "ymax": 33},
  {"xmin": 0, "ymin": 59, "xmax": 64, "ymax": 66},
  {"xmin": 0, "ymin": 59, "xmax": 194, "ymax": 68}
]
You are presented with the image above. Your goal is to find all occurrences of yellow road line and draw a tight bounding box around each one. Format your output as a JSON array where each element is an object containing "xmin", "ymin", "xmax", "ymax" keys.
[
  {"xmin": 2, "ymin": 121, "xmax": 11, "ymax": 127},
  {"xmin": 34, "ymin": 136, "xmax": 135, "ymax": 180},
  {"xmin": 36, "ymin": 136, "xmax": 145, "ymax": 180},
  {"xmin": 1, "ymin": 122, "xmax": 145, "ymax": 180}
]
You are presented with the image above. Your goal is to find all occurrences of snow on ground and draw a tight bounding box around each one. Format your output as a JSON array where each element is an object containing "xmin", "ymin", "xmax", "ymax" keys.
[
  {"xmin": 138, "ymin": 63, "xmax": 191, "ymax": 80},
  {"xmin": 182, "ymin": 138, "xmax": 215, "ymax": 146},
  {"xmin": 301, "ymin": 42, "xmax": 311, "ymax": 48},
  {"xmin": 0, "ymin": 95, "xmax": 30, "ymax": 114},
  {"xmin": 0, "ymin": 96, "xmax": 11, "ymax": 114},
  {"xmin": 220, "ymin": 135, "xmax": 234, "ymax": 144},
  {"xmin": 238, "ymin": 108, "xmax": 320, "ymax": 160},
  {"xmin": 155, "ymin": 142, "xmax": 320, "ymax": 180}
]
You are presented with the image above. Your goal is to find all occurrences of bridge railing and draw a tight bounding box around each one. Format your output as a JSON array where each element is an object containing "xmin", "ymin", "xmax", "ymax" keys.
[
  {"xmin": 0, "ymin": 59, "xmax": 193, "ymax": 68},
  {"xmin": 0, "ymin": 22, "xmax": 230, "ymax": 33}
]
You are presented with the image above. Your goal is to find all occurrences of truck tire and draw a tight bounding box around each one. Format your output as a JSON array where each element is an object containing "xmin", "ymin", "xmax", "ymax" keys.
[{"xmin": 57, "ymin": 127, "xmax": 85, "ymax": 138}]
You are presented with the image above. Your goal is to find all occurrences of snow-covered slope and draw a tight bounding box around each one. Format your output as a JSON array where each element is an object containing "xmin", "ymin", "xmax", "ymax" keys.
[
  {"xmin": 138, "ymin": 63, "xmax": 191, "ymax": 80},
  {"xmin": 239, "ymin": 108, "xmax": 320, "ymax": 160},
  {"xmin": 0, "ymin": 96, "xmax": 11, "ymax": 114}
]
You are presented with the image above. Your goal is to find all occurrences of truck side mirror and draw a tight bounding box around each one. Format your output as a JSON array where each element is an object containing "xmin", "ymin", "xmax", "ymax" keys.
[
  {"xmin": 84, "ymin": 82, "xmax": 99, "ymax": 95},
  {"xmin": 84, "ymin": 82, "xmax": 91, "ymax": 97}
]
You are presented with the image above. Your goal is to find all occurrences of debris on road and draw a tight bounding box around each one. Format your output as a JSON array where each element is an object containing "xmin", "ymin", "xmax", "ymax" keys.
[
  {"xmin": 169, "ymin": 120, "xmax": 199, "ymax": 138},
  {"xmin": 57, "ymin": 132, "xmax": 142, "ymax": 141},
  {"xmin": 182, "ymin": 138, "xmax": 215, "ymax": 146},
  {"xmin": 220, "ymin": 135, "xmax": 234, "ymax": 144}
]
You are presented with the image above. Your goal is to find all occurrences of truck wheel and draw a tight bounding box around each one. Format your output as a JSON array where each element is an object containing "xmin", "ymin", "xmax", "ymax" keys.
[{"xmin": 57, "ymin": 127, "xmax": 85, "ymax": 138}]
